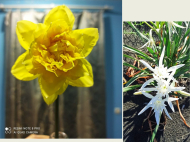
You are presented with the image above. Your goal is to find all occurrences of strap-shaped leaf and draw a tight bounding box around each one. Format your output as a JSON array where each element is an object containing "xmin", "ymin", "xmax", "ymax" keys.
[
  {"xmin": 127, "ymin": 22, "xmax": 148, "ymax": 42},
  {"xmin": 123, "ymin": 54, "xmax": 139, "ymax": 61},
  {"xmin": 123, "ymin": 84, "xmax": 142, "ymax": 92},
  {"xmin": 123, "ymin": 45, "xmax": 155, "ymax": 62},
  {"xmin": 125, "ymin": 72, "xmax": 152, "ymax": 87},
  {"xmin": 123, "ymin": 62, "xmax": 148, "ymax": 73}
]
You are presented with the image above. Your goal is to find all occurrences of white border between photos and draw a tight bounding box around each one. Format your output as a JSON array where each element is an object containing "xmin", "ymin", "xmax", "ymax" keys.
[{"xmin": 123, "ymin": 0, "xmax": 190, "ymax": 21}]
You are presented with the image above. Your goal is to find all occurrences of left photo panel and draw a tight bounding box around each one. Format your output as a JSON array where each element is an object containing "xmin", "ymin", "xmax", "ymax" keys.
[{"xmin": 0, "ymin": 0, "xmax": 122, "ymax": 139}]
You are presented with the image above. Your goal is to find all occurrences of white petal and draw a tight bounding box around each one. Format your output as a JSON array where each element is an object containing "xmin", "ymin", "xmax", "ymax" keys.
[
  {"xmin": 170, "ymin": 87, "xmax": 185, "ymax": 91},
  {"xmin": 138, "ymin": 104, "xmax": 151, "ymax": 115},
  {"xmin": 172, "ymin": 22, "xmax": 186, "ymax": 29},
  {"xmin": 140, "ymin": 42, "xmax": 149, "ymax": 49},
  {"xmin": 141, "ymin": 91, "xmax": 154, "ymax": 99},
  {"xmin": 141, "ymin": 88, "xmax": 157, "ymax": 91},
  {"xmin": 167, "ymin": 69, "xmax": 176, "ymax": 84},
  {"xmin": 149, "ymin": 29, "xmax": 153, "ymax": 38},
  {"xmin": 167, "ymin": 97, "xmax": 178, "ymax": 112},
  {"xmin": 139, "ymin": 60, "xmax": 154, "ymax": 72},
  {"xmin": 155, "ymin": 111, "xmax": 161, "ymax": 125},
  {"xmin": 140, "ymin": 78, "xmax": 155, "ymax": 90},
  {"xmin": 164, "ymin": 107, "xmax": 172, "ymax": 120},
  {"xmin": 167, "ymin": 64, "xmax": 185, "ymax": 72},
  {"xmin": 159, "ymin": 46, "xmax": 165, "ymax": 67}
]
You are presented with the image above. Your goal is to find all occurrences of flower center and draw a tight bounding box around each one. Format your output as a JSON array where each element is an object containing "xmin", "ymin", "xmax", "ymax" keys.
[
  {"xmin": 154, "ymin": 99, "xmax": 163, "ymax": 110},
  {"xmin": 160, "ymin": 84, "xmax": 167, "ymax": 93}
]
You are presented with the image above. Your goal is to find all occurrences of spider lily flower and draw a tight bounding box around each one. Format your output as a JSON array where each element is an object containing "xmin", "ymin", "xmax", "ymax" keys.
[
  {"xmin": 138, "ymin": 95, "xmax": 172, "ymax": 125},
  {"xmin": 140, "ymin": 29, "xmax": 155, "ymax": 49},
  {"xmin": 168, "ymin": 21, "xmax": 185, "ymax": 39},
  {"xmin": 139, "ymin": 46, "xmax": 185, "ymax": 81},
  {"xmin": 140, "ymin": 75, "xmax": 185, "ymax": 100},
  {"xmin": 139, "ymin": 74, "xmax": 184, "ymax": 113}
]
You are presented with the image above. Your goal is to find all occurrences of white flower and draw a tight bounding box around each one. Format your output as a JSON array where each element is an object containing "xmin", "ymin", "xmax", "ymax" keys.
[
  {"xmin": 140, "ymin": 29, "xmax": 155, "ymax": 49},
  {"xmin": 140, "ymin": 75, "xmax": 184, "ymax": 107},
  {"xmin": 138, "ymin": 95, "xmax": 174, "ymax": 125},
  {"xmin": 140, "ymin": 46, "xmax": 185, "ymax": 82},
  {"xmin": 168, "ymin": 21, "xmax": 185, "ymax": 39}
]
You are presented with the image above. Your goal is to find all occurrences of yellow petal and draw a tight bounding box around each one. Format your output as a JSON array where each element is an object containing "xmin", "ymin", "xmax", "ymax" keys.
[
  {"xmin": 34, "ymin": 23, "xmax": 48, "ymax": 39},
  {"xmin": 42, "ymin": 94, "xmax": 58, "ymax": 105},
  {"xmin": 44, "ymin": 5, "xmax": 75, "ymax": 28},
  {"xmin": 38, "ymin": 73, "xmax": 67, "ymax": 98},
  {"xmin": 72, "ymin": 28, "xmax": 99, "ymax": 57},
  {"xmin": 11, "ymin": 51, "xmax": 38, "ymax": 81},
  {"xmin": 42, "ymin": 82, "xmax": 68, "ymax": 105},
  {"xmin": 16, "ymin": 20, "xmax": 37, "ymax": 50},
  {"xmin": 67, "ymin": 58, "xmax": 93, "ymax": 87}
]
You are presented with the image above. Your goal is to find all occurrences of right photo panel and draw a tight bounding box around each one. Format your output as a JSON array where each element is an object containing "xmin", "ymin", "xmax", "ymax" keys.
[{"xmin": 123, "ymin": 21, "xmax": 190, "ymax": 142}]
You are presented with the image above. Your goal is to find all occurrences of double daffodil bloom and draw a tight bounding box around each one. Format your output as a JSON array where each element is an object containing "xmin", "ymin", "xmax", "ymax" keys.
[
  {"xmin": 140, "ymin": 46, "xmax": 184, "ymax": 81},
  {"xmin": 11, "ymin": 5, "xmax": 99, "ymax": 105}
]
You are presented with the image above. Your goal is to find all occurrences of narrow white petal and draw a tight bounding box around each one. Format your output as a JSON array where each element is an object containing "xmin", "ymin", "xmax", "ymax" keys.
[
  {"xmin": 149, "ymin": 29, "xmax": 153, "ymax": 38},
  {"xmin": 159, "ymin": 46, "xmax": 165, "ymax": 67},
  {"xmin": 139, "ymin": 60, "xmax": 154, "ymax": 72},
  {"xmin": 171, "ymin": 77, "xmax": 178, "ymax": 83},
  {"xmin": 155, "ymin": 111, "xmax": 161, "ymax": 125},
  {"xmin": 168, "ymin": 97, "xmax": 179, "ymax": 102},
  {"xmin": 170, "ymin": 87, "xmax": 185, "ymax": 91},
  {"xmin": 172, "ymin": 22, "xmax": 186, "ymax": 29},
  {"xmin": 141, "ymin": 88, "xmax": 157, "ymax": 91},
  {"xmin": 164, "ymin": 108, "xmax": 172, "ymax": 120},
  {"xmin": 141, "ymin": 91, "xmax": 154, "ymax": 99},
  {"xmin": 167, "ymin": 64, "xmax": 185, "ymax": 72},
  {"xmin": 168, "ymin": 101, "xmax": 175, "ymax": 112},
  {"xmin": 140, "ymin": 78, "xmax": 155, "ymax": 90},
  {"xmin": 167, "ymin": 97, "xmax": 178, "ymax": 112},
  {"xmin": 140, "ymin": 42, "xmax": 149, "ymax": 49},
  {"xmin": 167, "ymin": 69, "xmax": 176, "ymax": 84},
  {"xmin": 138, "ymin": 104, "xmax": 151, "ymax": 115}
]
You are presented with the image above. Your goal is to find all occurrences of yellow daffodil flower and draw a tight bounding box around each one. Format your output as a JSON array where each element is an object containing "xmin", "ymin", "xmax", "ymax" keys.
[{"xmin": 11, "ymin": 5, "xmax": 99, "ymax": 105}]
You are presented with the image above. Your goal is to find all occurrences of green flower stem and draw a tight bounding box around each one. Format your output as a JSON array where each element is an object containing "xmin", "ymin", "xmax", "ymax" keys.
[
  {"xmin": 150, "ymin": 113, "xmax": 161, "ymax": 142},
  {"xmin": 150, "ymin": 124, "xmax": 159, "ymax": 142},
  {"xmin": 55, "ymin": 96, "xmax": 59, "ymax": 138}
]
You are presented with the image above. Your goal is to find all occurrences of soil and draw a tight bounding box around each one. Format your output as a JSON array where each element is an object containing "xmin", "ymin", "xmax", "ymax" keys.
[{"xmin": 123, "ymin": 22, "xmax": 190, "ymax": 142}]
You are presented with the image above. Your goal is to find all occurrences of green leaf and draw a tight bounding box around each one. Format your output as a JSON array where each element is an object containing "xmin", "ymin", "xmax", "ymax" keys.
[
  {"xmin": 127, "ymin": 22, "xmax": 148, "ymax": 42},
  {"xmin": 177, "ymin": 54, "xmax": 190, "ymax": 63},
  {"xmin": 147, "ymin": 47, "xmax": 159, "ymax": 65},
  {"xmin": 125, "ymin": 72, "xmax": 152, "ymax": 87},
  {"xmin": 123, "ymin": 62, "xmax": 141, "ymax": 71},
  {"xmin": 179, "ymin": 28, "xmax": 190, "ymax": 46},
  {"xmin": 123, "ymin": 45, "xmax": 155, "ymax": 62},
  {"xmin": 171, "ymin": 41, "xmax": 176, "ymax": 64},
  {"xmin": 123, "ymin": 54, "xmax": 139, "ymax": 61},
  {"xmin": 174, "ymin": 63, "xmax": 190, "ymax": 78},
  {"xmin": 123, "ymin": 84, "xmax": 142, "ymax": 92}
]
